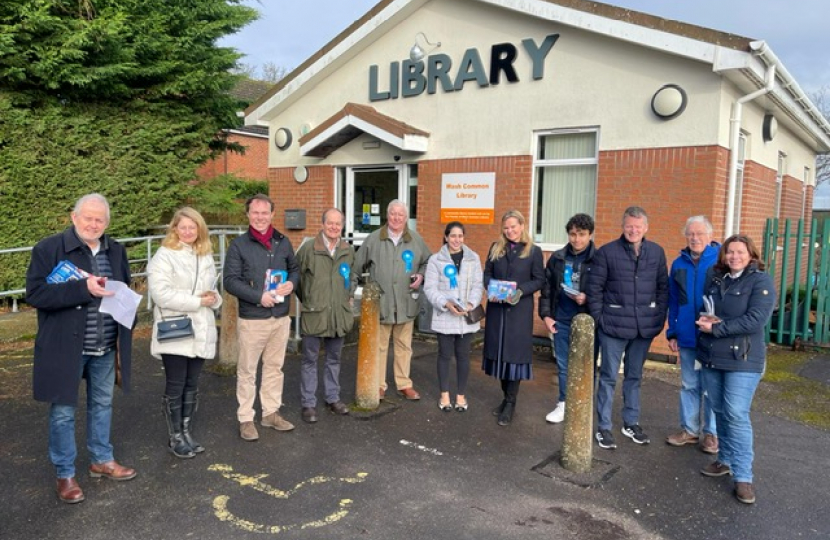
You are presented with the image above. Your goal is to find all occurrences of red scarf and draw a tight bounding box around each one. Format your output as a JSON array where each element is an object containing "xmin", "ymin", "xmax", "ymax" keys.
[{"xmin": 249, "ymin": 225, "xmax": 274, "ymax": 249}]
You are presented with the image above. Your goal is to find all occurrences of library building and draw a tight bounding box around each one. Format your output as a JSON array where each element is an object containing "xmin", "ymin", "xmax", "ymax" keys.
[{"xmin": 244, "ymin": 0, "xmax": 830, "ymax": 349}]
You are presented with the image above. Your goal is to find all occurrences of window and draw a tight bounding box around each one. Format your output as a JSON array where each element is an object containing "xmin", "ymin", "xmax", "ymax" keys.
[
  {"xmin": 532, "ymin": 129, "xmax": 598, "ymax": 246},
  {"xmin": 803, "ymin": 167, "xmax": 811, "ymax": 219}
]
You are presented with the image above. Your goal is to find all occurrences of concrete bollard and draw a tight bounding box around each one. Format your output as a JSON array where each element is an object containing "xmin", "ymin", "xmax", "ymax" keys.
[
  {"xmin": 218, "ymin": 291, "xmax": 239, "ymax": 367},
  {"xmin": 560, "ymin": 313, "xmax": 595, "ymax": 473},
  {"xmin": 355, "ymin": 282, "xmax": 381, "ymax": 409}
]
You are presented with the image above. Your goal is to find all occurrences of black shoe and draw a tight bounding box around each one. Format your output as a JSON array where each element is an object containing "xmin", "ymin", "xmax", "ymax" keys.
[
  {"xmin": 326, "ymin": 401, "xmax": 349, "ymax": 415},
  {"xmin": 497, "ymin": 402, "xmax": 515, "ymax": 426},
  {"xmin": 595, "ymin": 429, "xmax": 617, "ymax": 449},
  {"xmin": 621, "ymin": 424, "xmax": 650, "ymax": 444},
  {"xmin": 492, "ymin": 400, "xmax": 507, "ymax": 417},
  {"xmin": 301, "ymin": 407, "xmax": 318, "ymax": 423}
]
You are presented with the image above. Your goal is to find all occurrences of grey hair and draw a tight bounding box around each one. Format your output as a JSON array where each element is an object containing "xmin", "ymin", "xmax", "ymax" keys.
[
  {"xmin": 683, "ymin": 215, "xmax": 713, "ymax": 236},
  {"xmin": 321, "ymin": 207, "xmax": 343, "ymax": 224},
  {"xmin": 73, "ymin": 193, "xmax": 110, "ymax": 222},
  {"xmin": 622, "ymin": 206, "xmax": 648, "ymax": 225},
  {"xmin": 387, "ymin": 199, "xmax": 408, "ymax": 217}
]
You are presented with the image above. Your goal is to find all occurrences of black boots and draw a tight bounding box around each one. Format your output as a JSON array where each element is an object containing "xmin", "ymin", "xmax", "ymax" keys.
[
  {"xmin": 182, "ymin": 391, "xmax": 205, "ymax": 454},
  {"xmin": 497, "ymin": 379, "xmax": 520, "ymax": 426},
  {"xmin": 163, "ymin": 396, "xmax": 195, "ymax": 459},
  {"xmin": 497, "ymin": 402, "xmax": 515, "ymax": 426}
]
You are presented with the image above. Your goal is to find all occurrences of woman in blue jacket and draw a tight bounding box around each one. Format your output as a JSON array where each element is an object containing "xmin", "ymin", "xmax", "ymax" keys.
[{"xmin": 696, "ymin": 235, "xmax": 776, "ymax": 505}]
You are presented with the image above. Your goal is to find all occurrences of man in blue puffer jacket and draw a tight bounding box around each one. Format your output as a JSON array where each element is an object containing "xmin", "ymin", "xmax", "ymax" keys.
[
  {"xmin": 665, "ymin": 216, "xmax": 720, "ymax": 454},
  {"xmin": 586, "ymin": 206, "xmax": 668, "ymax": 449}
]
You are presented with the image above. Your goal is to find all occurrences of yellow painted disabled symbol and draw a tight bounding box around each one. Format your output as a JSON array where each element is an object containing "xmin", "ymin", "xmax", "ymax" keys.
[{"xmin": 208, "ymin": 464, "xmax": 368, "ymax": 534}]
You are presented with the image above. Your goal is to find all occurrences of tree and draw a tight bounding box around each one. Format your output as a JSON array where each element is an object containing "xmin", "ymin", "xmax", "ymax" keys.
[
  {"xmin": 0, "ymin": 0, "xmax": 258, "ymax": 290},
  {"xmin": 810, "ymin": 85, "xmax": 830, "ymax": 186}
]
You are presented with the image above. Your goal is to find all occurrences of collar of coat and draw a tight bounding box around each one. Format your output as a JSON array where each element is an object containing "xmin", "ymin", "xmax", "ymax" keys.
[
  {"xmin": 379, "ymin": 225, "xmax": 412, "ymax": 243},
  {"xmin": 312, "ymin": 231, "xmax": 348, "ymax": 253},
  {"xmin": 65, "ymin": 226, "xmax": 109, "ymax": 253}
]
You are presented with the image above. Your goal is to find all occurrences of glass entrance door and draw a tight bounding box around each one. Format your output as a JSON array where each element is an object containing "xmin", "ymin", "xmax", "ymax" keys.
[{"xmin": 345, "ymin": 165, "xmax": 407, "ymax": 243}]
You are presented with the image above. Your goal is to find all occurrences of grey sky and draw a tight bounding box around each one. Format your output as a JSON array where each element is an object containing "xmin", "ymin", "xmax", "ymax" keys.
[{"xmin": 220, "ymin": 0, "xmax": 829, "ymax": 94}]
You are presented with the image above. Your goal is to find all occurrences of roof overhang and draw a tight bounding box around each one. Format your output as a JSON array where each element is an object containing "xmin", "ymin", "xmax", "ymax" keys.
[{"xmin": 298, "ymin": 103, "xmax": 429, "ymax": 158}]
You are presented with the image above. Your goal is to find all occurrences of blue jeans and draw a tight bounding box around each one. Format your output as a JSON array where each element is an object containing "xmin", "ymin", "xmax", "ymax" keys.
[
  {"xmin": 595, "ymin": 331, "xmax": 653, "ymax": 431},
  {"xmin": 49, "ymin": 351, "xmax": 116, "ymax": 479},
  {"xmin": 552, "ymin": 320, "xmax": 572, "ymax": 403},
  {"xmin": 678, "ymin": 347, "xmax": 716, "ymax": 436},
  {"xmin": 702, "ymin": 368, "xmax": 762, "ymax": 483},
  {"xmin": 300, "ymin": 336, "xmax": 344, "ymax": 408}
]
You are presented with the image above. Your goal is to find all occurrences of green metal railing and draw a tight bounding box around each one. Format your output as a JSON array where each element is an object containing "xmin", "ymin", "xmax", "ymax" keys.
[{"xmin": 763, "ymin": 218, "xmax": 830, "ymax": 345}]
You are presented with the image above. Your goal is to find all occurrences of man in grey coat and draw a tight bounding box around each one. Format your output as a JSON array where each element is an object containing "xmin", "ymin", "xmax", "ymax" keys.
[{"xmin": 353, "ymin": 200, "xmax": 430, "ymax": 400}]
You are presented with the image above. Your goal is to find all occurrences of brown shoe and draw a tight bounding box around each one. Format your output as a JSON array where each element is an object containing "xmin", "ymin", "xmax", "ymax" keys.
[
  {"xmin": 397, "ymin": 387, "xmax": 421, "ymax": 401},
  {"xmin": 734, "ymin": 482, "xmax": 756, "ymax": 504},
  {"xmin": 261, "ymin": 412, "xmax": 295, "ymax": 431},
  {"xmin": 701, "ymin": 433, "xmax": 719, "ymax": 455},
  {"xmin": 666, "ymin": 430, "xmax": 699, "ymax": 447},
  {"xmin": 326, "ymin": 401, "xmax": 350, "ymax": 415},
  {"xmin": 700, "ymin": 461, "xmax": 731, "ymax": 477},
  {"xmin": 240, "ymin": 421, "xmax": 259, "ymax": 441},
  {"xmin": 89, "ymin": 460, "xmax": 137, "ymax": 481},
  {"xmin": 56, "ymin": 477, "xmax": 85, "ymax": 504}
]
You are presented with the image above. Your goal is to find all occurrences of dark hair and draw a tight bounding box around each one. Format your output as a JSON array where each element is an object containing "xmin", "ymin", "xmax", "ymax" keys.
[
  {"xmin": 565, "ymin": 213, "xmax": 594, "ymax": 234},
  {"xmin": 245, "ymin": 193, "xmax": 274, "ymax": 213},
  {"xmin": 714, "ymin": 234, "xmax": 765, "ymax": 273},
  {"xmin": 443, "ymin": 221, "xmax": 465, "ymax": 244}
]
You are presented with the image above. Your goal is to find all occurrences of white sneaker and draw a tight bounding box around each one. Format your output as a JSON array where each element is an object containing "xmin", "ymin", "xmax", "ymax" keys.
[{"xmin": 545, "ymin": 401, "xmax": 566, "ymax": 424}]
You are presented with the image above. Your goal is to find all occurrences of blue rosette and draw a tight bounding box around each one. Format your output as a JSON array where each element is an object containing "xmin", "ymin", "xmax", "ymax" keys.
[
  {"xmin": 339, "ymin": 263, "xmax": 350, "ymax": 290},
  {"xmin": 402, "ymin": 249, "xmax": 414, "ymax": 273},
  {"xmin": 443, "ymin": 264, "xmax": 458, "ymax": 289}
]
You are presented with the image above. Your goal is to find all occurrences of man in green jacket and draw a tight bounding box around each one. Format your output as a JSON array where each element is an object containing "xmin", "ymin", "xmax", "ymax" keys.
[
  {"xmin": 353, "ymin": 200, "xmax": 431, "ymax": 400},
  {"xmin": 295, "ymin": 209, "xmax": 355, "ymax": 423}
]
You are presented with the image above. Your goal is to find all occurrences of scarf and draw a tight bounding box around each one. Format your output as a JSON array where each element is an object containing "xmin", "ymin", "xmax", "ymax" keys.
[{"xmin": 249, "ymin": 225, "xmax": 274, "ymax": 250}]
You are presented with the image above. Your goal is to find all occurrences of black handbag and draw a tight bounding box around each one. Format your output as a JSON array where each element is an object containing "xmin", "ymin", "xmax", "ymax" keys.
[
  {"xmin": 154, "ymin": 256, "xmax": 198, "ymax": 342},
  {"xmin": 464, "ymin": 304, "xmax": 485, "ymax": 324},
  {"xmin": 156, "ymin": 315, "xmax": 194, "ymax": 341}
]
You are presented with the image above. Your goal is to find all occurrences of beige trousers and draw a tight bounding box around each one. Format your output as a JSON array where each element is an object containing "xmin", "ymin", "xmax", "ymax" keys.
[
  {"xmin": 377, "ymin": 321, "xmax": 414, "ymax": 391},
  {"xmin": 236, "ymin": 317, "xmax": 290, "ymax": 422}
]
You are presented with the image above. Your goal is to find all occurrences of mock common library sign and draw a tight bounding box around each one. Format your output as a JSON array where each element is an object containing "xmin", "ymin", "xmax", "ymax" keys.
[{"xmin": 440, "ymin": 172, "xmax": 495, "ymax": 224}]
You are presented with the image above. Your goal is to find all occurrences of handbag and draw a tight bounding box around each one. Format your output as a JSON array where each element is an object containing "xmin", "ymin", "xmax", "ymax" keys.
[
  {"xmin": 154, "ymin": 256, "xmax": 198, "ymax": 341},
  {"xmin": 461, "ymin": 262, "xmax": 485, "ymax": 324},
  {"xmin": 156, "ymin": 315, "xmax": 194, "ymax": 341},
  {"xmin": 464, "ymin": 303, "xmax": 485, "ymax": 324}
]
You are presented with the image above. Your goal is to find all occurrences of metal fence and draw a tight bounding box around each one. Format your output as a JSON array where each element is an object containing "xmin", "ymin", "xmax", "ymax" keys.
[
  {"xmin": 0, "ymin": 228, "xmax": 245, "ymax": 312},
  {"xmin": 763, "ymin": 218, "xmax": 830, "ymax": 345}
]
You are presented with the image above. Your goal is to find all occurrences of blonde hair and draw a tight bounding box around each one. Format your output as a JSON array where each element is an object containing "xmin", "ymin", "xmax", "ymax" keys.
[
  {"xmin": 162, "ymin": 207, "xmax": 212, "ymax": 256},
  {"xmin": 489, "ymin": 210, "xmax": 534, "ymax": 261}
]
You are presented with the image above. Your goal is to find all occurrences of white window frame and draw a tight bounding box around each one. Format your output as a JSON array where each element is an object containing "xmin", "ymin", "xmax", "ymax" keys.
[
  {"xmin": 530, "ymin": 127, "xmax": 599, "ymax": 251},
  {"xmin": 774, "ymin": 152, "xmax": 786, "ymax": 219}
]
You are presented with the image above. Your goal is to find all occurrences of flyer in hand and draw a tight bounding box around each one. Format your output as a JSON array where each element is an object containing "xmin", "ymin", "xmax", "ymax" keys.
[
  {"xmin": 487, "ymin": 279, "xmax": 517, "ymax": 301},
  {"xmin": 264, "ymin": 269, "xmax": 289, "ymax": 303},
  {"xmin": 560, "ymin": 283, "xmax": 580, "ymax": 298},
  {"xmin": 47, "ymin": 260, "xmax": 89, "ymax": 284}
]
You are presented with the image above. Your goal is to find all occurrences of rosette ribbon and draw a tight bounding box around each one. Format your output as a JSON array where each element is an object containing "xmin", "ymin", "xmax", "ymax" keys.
[
  {"xmin": 443, "ymin": 264, "xmax": 458, "ymax": 289},
  {"xmin": 402, "ymin": 250, "xmax": 414, "ymax": 273},
  {"xmin": 339, "ymin": 263, "xmax": 350, "ymax": 290}
]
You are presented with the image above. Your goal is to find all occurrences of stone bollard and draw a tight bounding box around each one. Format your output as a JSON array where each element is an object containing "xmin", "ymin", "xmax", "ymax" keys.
[
  {"xmin": 218, "ymin": 291, "xmax": 239, "ymax": 367},
  {"xmin": 355, "ymin": 282, "xmax": 381, "ymax": 409},
  {"xmin": 560, "ymin": 313, "xmax": 595, "ymax": 473}
]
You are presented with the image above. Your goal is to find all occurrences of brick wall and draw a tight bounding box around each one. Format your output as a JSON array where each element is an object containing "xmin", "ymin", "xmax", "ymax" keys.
[{"xmin": 197, "ymin": 134, "xmax": 269, "ymax": 181}]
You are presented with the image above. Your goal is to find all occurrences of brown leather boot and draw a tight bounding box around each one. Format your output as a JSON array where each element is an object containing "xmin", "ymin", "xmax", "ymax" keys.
[{"xmin": 57, "ymin": 477, "xmax": 85, "ymax": 504}]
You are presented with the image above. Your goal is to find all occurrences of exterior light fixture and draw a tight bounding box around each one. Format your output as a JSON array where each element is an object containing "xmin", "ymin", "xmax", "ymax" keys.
[
  {"xmin": 409, "ymin": 32, "xmax": 441, "ymax": 62},
  {"xmin": 762, "ymin": 113, "xmax": 778, "ymax": 142},
  {"xmin": 651, "ymin": 84, "xmax": 688, "ymax": 120},
  {"xmin": 275, "ymin": 127, "xmax": 292, "ymax": 150}
]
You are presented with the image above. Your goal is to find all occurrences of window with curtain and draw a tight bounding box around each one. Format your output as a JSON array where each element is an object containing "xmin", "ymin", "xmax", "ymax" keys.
[{"xmin": 533, "ymin": 129, "xmax": 598, "ymax": 246}]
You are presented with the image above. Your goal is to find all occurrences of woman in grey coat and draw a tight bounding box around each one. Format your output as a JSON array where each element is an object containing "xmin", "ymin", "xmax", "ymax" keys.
[{"xmin": 424, "ymin": 222, "xmax": 484, "ymax": 412}]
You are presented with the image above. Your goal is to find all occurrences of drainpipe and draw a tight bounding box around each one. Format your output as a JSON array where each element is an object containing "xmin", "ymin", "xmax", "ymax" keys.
[{"xmin": 725, "ymin": 41, "xmax": 776, "ymax": 237}]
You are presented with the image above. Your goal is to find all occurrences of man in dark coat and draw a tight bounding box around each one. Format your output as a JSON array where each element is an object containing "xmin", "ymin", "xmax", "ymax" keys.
[
  {"xmin": 586, "ymin": 206, "xmax": 668, "ymax": 449},
  {"xmin": 26, "ymin": 194, "xmax": 136, "ymax": 504}
]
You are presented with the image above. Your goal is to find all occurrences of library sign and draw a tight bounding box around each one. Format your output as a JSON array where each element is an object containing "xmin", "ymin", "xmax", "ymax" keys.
[{"xmin": 440, "ymin": 172, "xmax": 495, "ymax": 224}]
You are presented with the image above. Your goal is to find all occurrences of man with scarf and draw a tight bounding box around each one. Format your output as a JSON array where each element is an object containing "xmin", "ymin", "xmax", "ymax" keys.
[{"xmin": 224, "ymin": 194, "xmax": 300, "ymax": 441}]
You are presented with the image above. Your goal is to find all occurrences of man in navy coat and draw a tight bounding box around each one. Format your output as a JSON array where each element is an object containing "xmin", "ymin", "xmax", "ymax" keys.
[
  {"xmin": 586, "ymin": 206, "xmax": 668, "ymax": 449},
  {"xmin": 26, "ymin": 194, "xmax": 136, "ymax": 504}
]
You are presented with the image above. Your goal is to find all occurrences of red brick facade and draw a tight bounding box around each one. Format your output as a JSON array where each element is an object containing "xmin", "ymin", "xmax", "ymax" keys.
[
  {"xmin": 267, "ymin": 144, "xmax": 814, "ymax": 357},
  {"xmin": 197, "ymin": 133, "xmax": 269, "ymax": 181}
]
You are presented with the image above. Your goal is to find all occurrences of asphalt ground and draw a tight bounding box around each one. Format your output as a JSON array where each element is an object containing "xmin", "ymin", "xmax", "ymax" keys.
[{"xmin": 0, "ymin": 313, "xmax": 828, "ymax": 540}]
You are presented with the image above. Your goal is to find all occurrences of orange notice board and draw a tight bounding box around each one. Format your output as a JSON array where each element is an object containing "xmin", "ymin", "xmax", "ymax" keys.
[{"xmin": 440, "ymin": 172, "xmax": 495, "ymax": 225}]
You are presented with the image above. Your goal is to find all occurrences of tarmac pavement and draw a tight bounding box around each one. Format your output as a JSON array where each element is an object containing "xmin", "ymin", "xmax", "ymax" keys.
[{"xmin": 0, "ymin": 317, "xmax": 828, "ymax": 539}]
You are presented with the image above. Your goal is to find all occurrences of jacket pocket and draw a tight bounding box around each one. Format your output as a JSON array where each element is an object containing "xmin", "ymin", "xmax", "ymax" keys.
[{"xmin": 301, "ymin": 306, "xmax": 329, "ymax": 336}]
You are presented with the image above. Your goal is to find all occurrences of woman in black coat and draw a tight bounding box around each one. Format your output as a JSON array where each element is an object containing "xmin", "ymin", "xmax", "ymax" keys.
[{"xmin": 483, "ymin": 210, "xmax": 545, "ymax": 426}]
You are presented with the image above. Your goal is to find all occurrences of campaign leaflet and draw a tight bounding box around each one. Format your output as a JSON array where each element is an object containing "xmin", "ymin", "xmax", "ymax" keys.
[
  {"xmin": 264, "ymin": 269, "xmax": 288, "ymax": 303},
  {"xmin": 47, "ymin": 260, "xmax": 89, "ymax": 283},
  {"xmin": 487, "ymin": 279, "xmax": 517, "ymax": 302}
]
